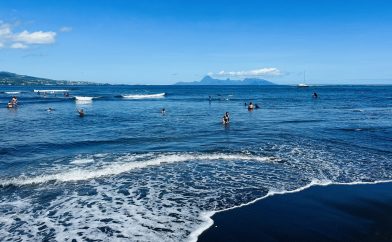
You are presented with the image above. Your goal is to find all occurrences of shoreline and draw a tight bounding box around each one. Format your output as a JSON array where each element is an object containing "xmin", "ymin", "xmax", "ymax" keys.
[{"xmin": 195, "ymin": 180, "xmax": 392, "ymax": 242}]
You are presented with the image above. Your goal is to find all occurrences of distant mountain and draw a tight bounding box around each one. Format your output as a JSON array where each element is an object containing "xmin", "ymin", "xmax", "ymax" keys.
[
  {"xmin": 175, "ymin": 75, "xmax": 276, "ymax": 85},
  {"xmin": 0, "ymin": 71, "xmax": 101, "ymax": 86}
]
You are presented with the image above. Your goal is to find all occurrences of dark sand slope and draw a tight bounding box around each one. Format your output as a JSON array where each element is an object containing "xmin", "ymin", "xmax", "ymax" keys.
[{"xmin": 199, "ymin": 182, "xmax": 392, "ymax": 242}]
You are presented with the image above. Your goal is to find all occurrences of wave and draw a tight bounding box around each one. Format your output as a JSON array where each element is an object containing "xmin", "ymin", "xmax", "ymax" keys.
[
  {"xmin": 3, "ymin": 91, "xmax": 21, "ymax": 94},
  {"xmin": 122, "ymin": 93, "xmax": 165, "ymax": 99},
  {"xmin": 0, "ymin": 152, "xmax": 280, "ymax": 187},
  {"xmin": 33, "ymin": 89, "xmax": 69, "ymax": 93},
  {"xmin": 337, "ymin": 127, "xmax": 380, "ymax": 132},
  {"xmin": 74, "ymin": 96, "xmax": 94, "ymax": 101},
  {"xmin": 70, "ymin": 158, "xmax": 95, "ymax": 164},
  {"xmin": 280, "ymin": 119, "xmax": 324, "ymax": 124}
]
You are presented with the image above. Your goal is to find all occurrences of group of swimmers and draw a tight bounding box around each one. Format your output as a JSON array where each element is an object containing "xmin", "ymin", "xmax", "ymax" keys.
[
  {"xmin": 7, "ymin": 91, "xmax": 319, "ymax": 121},
  {"xmin": 222, "ymin": 92, "xmax": 318, "ymax": 125},
  {"xmin": 7, "ymin": 94, "xmax": 85, "ymax": 117},
  {"xmin": 6, "ymin": 96, "xmax": 18, "ymax": 108},
  {"xmin": 47, "ymin": 107, "xmax": 84, "ymax": 117},
  {"xmin": 221, "ymin": 101, "xmax": 259, "ymax": 125}
]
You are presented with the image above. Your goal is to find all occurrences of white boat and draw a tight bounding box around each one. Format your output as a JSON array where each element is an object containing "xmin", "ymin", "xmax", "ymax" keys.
[
  {"xmin": 74, "ymin": 96, "xmax": 94, "ymax": 101},
  {"xmin": 297, "ymin": 71, "xmax": 309, "ymax": 87},
  {"xmin": 297, "ymin": 83, "xmax": 309, "ymax": 87}
]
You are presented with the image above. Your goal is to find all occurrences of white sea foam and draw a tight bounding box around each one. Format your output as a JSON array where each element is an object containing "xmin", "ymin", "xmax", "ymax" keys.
[
  {"xmin": 1, "ymin": 145, "xmax": 391, "ymax": 242},
  {"xmin": 4, "ymin": 91, "xmax": 21, "ymax": 94},
  {"xmin": 188, "ymin": 211, "xmax": 215, "ymax": 242},
  {"xmin": 74, "ymin": 96, "xmax": 94, "ymax": 101},
  {"xmin": 122, "ymin": 93, "xmax": 165, "ymax": 99},
  {"xmin": 33, "ymin": 89, "xmax": 68, "ymax": 93},
  {"xmin": 70, "ymin": 158, "xmax": 95, "ymax": 164},
  {"xmin": 0, "ymin": 153, "xmax": 280, "ymax": 187}
]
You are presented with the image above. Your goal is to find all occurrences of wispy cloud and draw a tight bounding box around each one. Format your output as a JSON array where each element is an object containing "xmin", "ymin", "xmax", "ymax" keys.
[
  {"xmin": 0, "ymin": 21, "xmax": 58, "ymax": 49},
  {"xmin": 59, "ymin": 26, "xmax": 72, "ymax": 32},
  {"xmin": 209, "ymin": 67, "xmax": 282, "ymax": 78},
  {"xmin": 0, "ymin": 23, "xmax": 12, "ymax": 37},
  {"xmin": 11, "ymin": 42, "xmax": 28, "ymax": 49}
]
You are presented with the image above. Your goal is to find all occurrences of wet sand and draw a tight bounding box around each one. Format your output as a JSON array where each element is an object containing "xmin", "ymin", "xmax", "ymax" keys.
[{"xmin": 199, "ymin": 182, "xmax": 392, "ymax": 242}]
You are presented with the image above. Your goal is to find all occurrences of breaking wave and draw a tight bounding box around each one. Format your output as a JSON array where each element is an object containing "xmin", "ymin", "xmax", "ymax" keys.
[
  {"xmin": 0, "ymin": 152, "xmax": 280, "ymax": 187},
  {"xmin": 122, "ymin": 93, "xmax": 166, "ymax": 99}
]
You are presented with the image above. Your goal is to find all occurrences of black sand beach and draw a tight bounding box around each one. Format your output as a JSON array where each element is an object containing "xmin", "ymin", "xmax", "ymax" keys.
[{"xmin": 199, "ymin": 182, "xmax": 392, "ymax": 242}]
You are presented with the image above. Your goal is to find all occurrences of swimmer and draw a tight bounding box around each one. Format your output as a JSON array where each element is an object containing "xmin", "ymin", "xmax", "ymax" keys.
[
  {"xmin": 161, "ymin": 108, "xmax": 166, "ymax": 114},
  {"xmin": 222, "ymin": 112, "xmax": 230, "ymax": 124},
  {"xmin": 77, "ymin": 109, "xmax": 85, "ymax": 117},
  {"xmin": 11, "ymin": 96, "xmax": 17, "ymax": 105},
  {"xmin": 248, "ymin": 102, "xmax": 254, "ymax": 111},
  {"xmin": 47, "ymin": 108, "xmax": 54, "ymax": 112},
  {"xmin": 313, "ymin": 92, "xmax": 318, "ymax": 98}
]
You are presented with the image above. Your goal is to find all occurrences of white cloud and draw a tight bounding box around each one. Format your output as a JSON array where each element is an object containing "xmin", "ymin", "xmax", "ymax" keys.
[
  {"xmin": 0, "ymin": 21, "xmax": 58, "ymax": 49},
  {"xmin": 210, "ymin": 67, "xmax": 282, "ymax": 78},
  {"xmin": 59, "ymin": 26, "xmax": 72, "ymax": 32},
  {"xmin": 11, "ymin": 42, "xmax": 28, "ymax": 49},
  {"xmin": 14, "ymin": 30, "xmax": 56, "ymax": 44}
]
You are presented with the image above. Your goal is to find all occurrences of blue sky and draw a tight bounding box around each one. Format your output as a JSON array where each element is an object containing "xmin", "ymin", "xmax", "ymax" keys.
[{"xmin": 0, "ymin": 0, "xmax": 391, "ymax": 84}]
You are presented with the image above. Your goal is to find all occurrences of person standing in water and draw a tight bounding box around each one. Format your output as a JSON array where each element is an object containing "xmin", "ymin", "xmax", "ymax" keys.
[
  {"xmin": 77, "ymin": 109, "xmax": 85, "ymax": 117},
  {"xmin": 248, "ymin": 102, "xmax": 254, "ymax": 111},
  {"xmin": 222, "ymin": 112, "xmax": 230, "ymax": 124},
  {"xmin": 161, "ymin": 108, "xmax": 166, "ymax": 115},
  {"xmin": 7, "ymin": 96, "xmax": 18, "ymax": 108},
  {"xmin": 11, "ymin": 96, "xmax": 18, "ymax": 106}
]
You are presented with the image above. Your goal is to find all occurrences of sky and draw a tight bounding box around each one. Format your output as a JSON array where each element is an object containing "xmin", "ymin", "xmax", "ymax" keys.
[{"xmin": 0, "ymin": 0, "xmax": 392, "ymax": 85}]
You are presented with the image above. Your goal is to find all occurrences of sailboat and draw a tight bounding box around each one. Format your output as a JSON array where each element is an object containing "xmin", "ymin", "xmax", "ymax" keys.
[{"xmin": 297, "ymin": 71, "xmax": 309, "ymax": 87}]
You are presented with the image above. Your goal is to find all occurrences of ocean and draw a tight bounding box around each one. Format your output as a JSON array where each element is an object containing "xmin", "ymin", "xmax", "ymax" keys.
[{"xmin": 0, "ymin": 85, "xmax": 391, "ymax": 241}]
